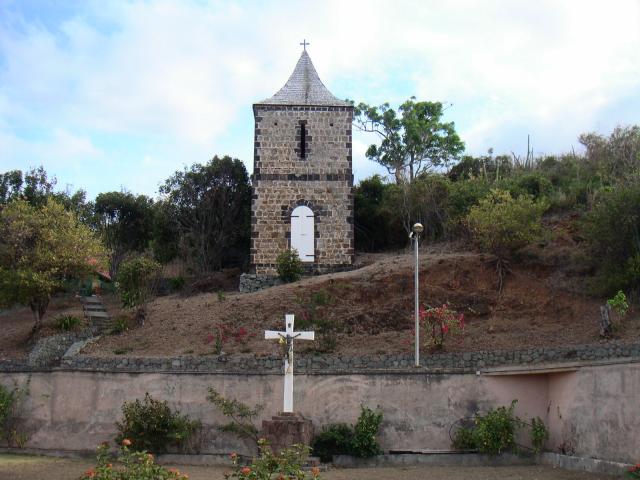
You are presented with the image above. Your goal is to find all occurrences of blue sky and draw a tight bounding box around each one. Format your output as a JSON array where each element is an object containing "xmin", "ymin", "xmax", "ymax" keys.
[{"xmin": 1, "ymin": 0, "xmax": 639, "ymax": 198}]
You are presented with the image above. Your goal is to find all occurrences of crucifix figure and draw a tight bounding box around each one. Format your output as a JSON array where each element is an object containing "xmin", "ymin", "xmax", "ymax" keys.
[
  {"xmin": 300, "ymin": 39, "xmax": 310, "ymax": 51},
  {"xmin": 265, "ymin": 314, "xmax": 314, "ymax": 413}
]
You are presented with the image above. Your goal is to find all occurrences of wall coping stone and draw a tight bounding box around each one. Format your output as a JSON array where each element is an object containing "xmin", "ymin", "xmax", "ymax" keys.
[{"xmin": 1, "ymin": 341, "xmax": 639, "ymax": 375}]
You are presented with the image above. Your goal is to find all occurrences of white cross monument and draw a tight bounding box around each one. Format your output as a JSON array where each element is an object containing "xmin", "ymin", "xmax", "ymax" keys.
[{"xmin": 265, "ymin": 314, "xmax": 314, "ymax": 413}]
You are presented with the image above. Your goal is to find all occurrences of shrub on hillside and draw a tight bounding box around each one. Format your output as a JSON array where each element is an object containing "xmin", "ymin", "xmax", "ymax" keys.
[
  {"xmin": 115, "ymin": 393, "xmax": 200, "ymax": 454},
  {"xmin": 582, "ymin": 182, "xmax": 640, "ymax": 295},
  {"xmin": 446, "ymin": 178, "xmax": 491, "ymax": 232},
  {"xmin": 466, "ymin": 189, "xmax": 547, "ymax": 259},
  {"xmin": 116, "ymin": 256, "xmax": 161, "ymax": 325},
  {"xmin": 276, "ymin": 249, "xmax": 304, "ymax": 282},
  {"xmin": 55, "ymin": 314, "xmax": 82, "ymax": 331}
]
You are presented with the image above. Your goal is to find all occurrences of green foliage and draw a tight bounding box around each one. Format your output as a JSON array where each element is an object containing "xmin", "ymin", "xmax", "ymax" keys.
[
  {"xmin": 451, "ymin": 401, "xmax": 549, "ymax": 455},
  {"xmin": 94, "ymin": 191, "xmax": 155, "ymax": 277},
  {"xmin": 217, "ymin": 290, "xmax": 226, "ymax": 302},
  {"xmin": 579, "ymin": 125, "xmax": 640, "ymax": 184},
  {"xmin": 225, "ymin": 439, "xmax": 320, "ymax": 480},
  {"xmin": 350, "ymin": 405, "xmax": 384, "ymax": 458},
  {"xmin": 353, "ymin": 97, "xmax": 464, "ymax": 183},
  {"xmin": 276, "ymin": 249, "xmax": 304, "ymax": 283},
  {"xmin": 116, "ymin": 256, "xmax": 161, "ymax": 323},
  {"xmin": 511, "ymin": 173, "xmax": 553, "ymax": 200},
  {"xmin": 207, "ymin": 387, "xmax": 264, "ymax": 448},
  {"xmin": 79, "ymin": 441, "xmax": 189, "ymax": 480},
  {"xmin": 353, "ymin": 175, "xmax": 393, "ymax": 251},
  {"xmin": 0, "ymin": 384, "xmax": 14, "ymax": 440},
  {"xmin": 0, "ymin": 382, "xmax": 30, "ymax": 447},
  {"xmin": 160, "ymin": 155, "xmax": 251, "ymax": 273},
  {"xmin": 168, "ymin": 276, "xmax": 186, "ymax": 292},
  {"xmin": 582, "ymin": 183, "xmax": 640, "ymax": 295},
  {"xmin": 115, "ymin": 393, "xmax": 199, "ymax": 454},
  {"xmin": 530, "ymin": 416, "xmax": 549, "ymax": 454},
  {"xmin": 472, "ymin": 400, "xmax": 520, "ymax": 455},
  {"xmin": 312, "ymin": 406, "xmax": 383, "ymax": 462},
  {"xmin": 55, "ymin": 314, "xmax": 82, "ymax": 331},
  {"xmin": 467, "ymin": 189, "xmax": 547, "ymax": 259},
  {"xmin": 312, "ymin": 423, "xmax": 354, "ymax": 462},
  {"xmin": 110, "ymin": 315, "xmax": 130, "ymax": 335},
  {"xmin": 628, "ymin": 463, "xmax": 640, "ymax": 479},
  {"xmin": 607, "ymin": 290, "xmax": 630, "ymax": 317},
  {"xmin": 295, "ymin": 290, "xmax": 338, "ymax": 353},
  {"xmin": 451, "ymin": 426, "xmax": 476, "ymax": 450},
  {"xmin": 0, "ymin": 198, "xmax": 107, "ymax": 329},
  {"xmin": 446, "ymin": 178, "xmax": 491, "ymax": 228}
]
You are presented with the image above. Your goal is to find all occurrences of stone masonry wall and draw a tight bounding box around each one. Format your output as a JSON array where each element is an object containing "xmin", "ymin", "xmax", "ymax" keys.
[
  {"xmin": 251, "ymin": 105, "xmax": 354, "ymax": 275},
  {"xmin": 2, "ymin": 341, "xmax": 638, "ymax": 374}
]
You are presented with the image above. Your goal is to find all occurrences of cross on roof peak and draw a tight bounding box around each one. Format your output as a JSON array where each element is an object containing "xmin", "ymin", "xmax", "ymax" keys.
[{"xmin": 300, "ymin": 39, "xmax": 310, "ymax": 51}]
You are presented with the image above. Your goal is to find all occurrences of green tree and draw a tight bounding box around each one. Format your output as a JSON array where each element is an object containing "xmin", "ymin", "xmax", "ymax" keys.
[
  {"xmin": 94, "ymin": 191, "xmax": 155, "ymax": 277},
  {"xmin": 467, "ymin": 190, "xmax": 547, "ymax": 290},
  {"xmin": 353, "ymin": 97, "xmax": 465, "ymax": 183},
  {"xmin": 0, "ymin": 199, "xmax": 106, "ymax": 330},
  {"xmin": 160, "ymin": 156, "xmax": 251, "ymax": 273},
  {"xmin": 579, "ymin": 125, "xmax": 640, "ymax": 184},
  {"xmin": 117, "ymin": 256, "xmax": 161, "ymax": 326}
]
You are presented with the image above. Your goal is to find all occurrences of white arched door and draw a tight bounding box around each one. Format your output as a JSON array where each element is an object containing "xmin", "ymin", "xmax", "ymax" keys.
[{"xmin": 291, "ymin": 205, "xmax": 314, "ymax": 262}]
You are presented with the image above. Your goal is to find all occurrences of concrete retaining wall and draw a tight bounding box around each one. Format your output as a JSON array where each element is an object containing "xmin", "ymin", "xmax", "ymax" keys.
[{"xmin": 1, "ymin": 360, "xmax": 638, "ymax": 464}]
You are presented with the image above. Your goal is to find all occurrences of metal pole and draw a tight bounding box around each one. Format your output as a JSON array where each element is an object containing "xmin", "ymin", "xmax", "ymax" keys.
[{"xmin": 414, "ymin": 233, "xmax": 420, "ymax": 367}]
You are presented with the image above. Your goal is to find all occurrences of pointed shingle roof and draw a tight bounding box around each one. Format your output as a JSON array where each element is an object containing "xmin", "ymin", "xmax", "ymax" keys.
[{"xmin": 256, "ymin": 50, "xmax": 350, "ymax": 107}]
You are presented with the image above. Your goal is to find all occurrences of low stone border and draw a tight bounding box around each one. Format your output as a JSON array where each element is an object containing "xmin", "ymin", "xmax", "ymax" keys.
[
  {"xmin": 332, "ymin": 452, "xmax": 535, "ymax": 468},
  {"xmin": 539, "ymin": 452, "xmax": 634, "ymax": 476},
  {"xmin": 2, "ymin": 341, "xmax": 639, "ymax": 374}
]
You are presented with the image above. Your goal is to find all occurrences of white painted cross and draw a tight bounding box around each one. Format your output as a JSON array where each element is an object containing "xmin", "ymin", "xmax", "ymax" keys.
[{"xmin": 265, "ymin": 314, "xmax": 314, "ymax": 413}]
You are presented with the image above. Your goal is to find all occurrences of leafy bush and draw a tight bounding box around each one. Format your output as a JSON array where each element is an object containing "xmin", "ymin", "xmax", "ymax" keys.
[
  {"xmin": 510, "ymin": 173, "xmax": 553, "ymax": 200},
  {"xmin": 312, "ymin": 423, "xmax": 353, "ymax": 462},
  {"xmin": 530, "ymin": 416, "xmax": 549, "ymax": 454},
  {"xmin": 451, "ymin": 400, "xmax": 549, "ymax": 455},
  {"xmin": 168, "ymin": 276, "xmax": 185, "ymax": 292},
  {"xmin": 116, "ymin": 256, "xmax": 161, "ymax": 325},
  {"xmin": 350, "ymin": 405, "xmax": 384, "ymax": 458},
  {"xmin": 110, "ymin": 314, "xmax": 130, "ymax": 335},
  {"xmin": 446, "ymin": 178, "xmax": 491, "ymax": 231},
  {"xmin": 79, "ymin": 440, "xmax": 189, "ymax": 480},
  {"xmin": 226, "ymin": 440, "xmax": 320, "ymax": 479},
  {"xmin": 608, "ymin": 290, "xmax": 630, "ymax": 317},
  {"xmin": 0, "ymin": 382, "xmax": 29, "ymax": 447},
  {"xmin": 467, "ymin": 189, "xmax": 547, "ymax": 259},
  {"xmin": 472, "ymin": 400, "xmax": 519, "ymax": 455},
  {"xmin": 312, "ymin": 406, "xmax": 384, "ymax": 462},
  {"xmin": 276, "ymin": 249, "xmax": 304, "ymax": 283},
  {"xmin": 55, "ymin": 314, "xmax": 82, "ymax": 331},
  {"xmin": 115, "ymin": 393, "xmax": 199, "ymax": 454},
  {"xmin": 582, "ymin": 183, "xmax": 640, "ymax": 295},
  {"xmin": 207, "ymin": 387, "xmax": 264, "ymax": 448},
  {"xmin": 0, "ymin": 384, "xmax": 15, "ymax": 439},
  {"xmin": 451, "ymin": 426, "xmax": 475, "ymax": 450}
]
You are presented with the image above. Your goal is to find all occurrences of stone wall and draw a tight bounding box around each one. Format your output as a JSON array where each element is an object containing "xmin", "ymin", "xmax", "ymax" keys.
[
  {"xmin": 251, "ymin": 105, "xmax": 354, "ymax": 275},
  {"xmin": 1, "ymin": 360, "xmax": 638, "ymax": 464},
  {"xmin": 1, "ymin": 341, "xmax": 639, "ymax": 374}
]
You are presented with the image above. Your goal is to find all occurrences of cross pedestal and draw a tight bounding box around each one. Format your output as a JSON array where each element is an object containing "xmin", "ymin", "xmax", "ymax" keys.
[
  {"xmin": 261, "ymin": 412, "xmax": 314, "ymax": 454},
  {"xmin": 263, "ymin": 314, "xmax": 315, "ymax": 452}
]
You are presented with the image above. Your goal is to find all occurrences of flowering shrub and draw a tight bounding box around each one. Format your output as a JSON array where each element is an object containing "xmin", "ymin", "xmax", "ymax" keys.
[
  {"xmin": 207, "ymin": 323, "xmax": 256, "ymax": 354},
  {"xmin": 79, "ymin": 440, "xmax": 189, "ymax": 480},
  {"xmin": 628, "ymin": 463, "xmax": 640, "ymax": 479},
  {"xmin": 224, "ymin": 439, "xmax": 320, "ymax": 480},
  {"xmin": 419, "ymin": 303, "xmax": 464, "ymax": 350}
]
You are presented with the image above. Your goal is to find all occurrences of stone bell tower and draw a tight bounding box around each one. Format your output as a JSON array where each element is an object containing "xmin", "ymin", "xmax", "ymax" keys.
[{"xmin": 250, "ymin": 46, "xmax": 354, "ymax": 276}]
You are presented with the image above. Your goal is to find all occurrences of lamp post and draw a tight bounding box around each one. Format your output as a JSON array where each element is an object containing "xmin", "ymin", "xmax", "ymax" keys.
[{"xmin": 411, "ymin": 222, "xmax": 424, "ymax": 367}]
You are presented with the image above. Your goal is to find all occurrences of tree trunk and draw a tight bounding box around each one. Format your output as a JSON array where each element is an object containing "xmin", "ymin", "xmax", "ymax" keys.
[{"xmin": 29, "ymin": 297, "xmax": 50, "ymax": 333}]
